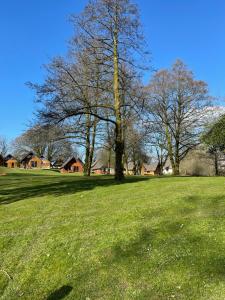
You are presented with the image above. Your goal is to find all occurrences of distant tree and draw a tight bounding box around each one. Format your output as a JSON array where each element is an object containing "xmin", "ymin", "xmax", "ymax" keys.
[
  {"xmin": 146, "ymin": 124, "xmax": 168, "ymax": 175},
  {"xmin": 0, "ymin": 136, "xmax": 8, "ymax": 159},
  {"xmin": 146, "ymin": 60, "xmax": 210, "ymax": 175},
  {"xmin": 202, "ymin": 114, "xmax": 225, "ymax": 175},
  {"xmin": 124, "ymin": 123, "xmax": 149, "ymax": 175},
  {"xmin": 12, "ymin": 125, "xmax": 75, "ymax": 162}
]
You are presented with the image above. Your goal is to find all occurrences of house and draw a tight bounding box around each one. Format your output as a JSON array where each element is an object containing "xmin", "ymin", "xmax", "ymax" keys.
[
  {"xmin": 179, "ymin": 145, "xmax": 224, "ymax": 176},
  {"xmin": 141, "ymin": 163, "xmax": 160, "ymax": 176},
  {"xmin": 40, "ymin": 156, "xmax": 51, "ymax": 169},
  {"xmin": 124, "ymin": 162, "xmax": 143, "ymax": 175},
  {"xmin": 20, "ymin": 152, "xmax": 51, "ymax": 169},
  {"xmin": 162, "ymin": 158, "xmax": 173, "ymax": 175},
  {"xmin": 60, "ymin": 157, "xmax": 83, "ymax": 173},
  {"xmin": 5, "ymin": 155, "xmax": 19, "ymax": 168},
  {"xmin": 124, "ymin": 162, "xmax": 135, "ymax": 175},
  {"xmin": 51, "ymin": 158, "xmax": 65, "ymax": 169},
  {"xmin": 92, "ymin": 160, "xmax": 114, "ymax": 175}
]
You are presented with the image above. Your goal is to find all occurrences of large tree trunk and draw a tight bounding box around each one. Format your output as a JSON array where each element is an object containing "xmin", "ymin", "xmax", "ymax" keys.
[
  {"xmin": 214, "ymin": 151, "xmax": 219, "ymax": 176},
  {"xmin": 174, "ymin": 144, "xmax": 180, "ymax": 176},
  {"xmin": 108, "ymin": 148, "xmax": 112, "ymax": 175},
  {"xmin": 84, "ymin": 114, "xmax": 91, "ymax": 176},
  {"xmin": 113, "ymin": 17, "xmax": 124, "ymax": 181},
  {"xmin": 173, "ymin": 162, "xmax": 180, "ymax": 176},
  {"xmin": 115, "ymin": 125, "xmax": 124, "ymax": 180},
  {"xmin": 165, "ymin": 125, "xmax": 177, "ymax": 175},
  {"xmin": 87, "ymin": 117, "xmax": 97, "ymax": 176}
]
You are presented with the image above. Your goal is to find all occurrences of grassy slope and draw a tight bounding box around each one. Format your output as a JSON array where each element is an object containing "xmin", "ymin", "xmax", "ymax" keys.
[{"xmin": 0, "ymin": 169, "xmax": 225, "ymax": 299}]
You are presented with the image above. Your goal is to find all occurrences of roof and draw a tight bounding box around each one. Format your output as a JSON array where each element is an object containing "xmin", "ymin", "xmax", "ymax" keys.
[
  {"xmin": 163, "ymin": 158, "xmax": 172, "ymax": 169},
  {"xmin": 143, "ymin": 162, "xmax": 159, "ymax": 172},
  {"xmin": 40, "ymin": 156, "xmax": 50, "ymax": 163},
  {"xmin": 20, "ymin": 152, "xmax": 35, "ymax": 163},
  {"xmin": 4, "ymin": 154, "xmax": 16, "ymax": 161},
  {"xmin": 61, "ymin": 157, "xmax": 83, "ymax": 169},
  {"xmin": 92, "ymin": 160, "xmax": 113, "ymax": 170}
]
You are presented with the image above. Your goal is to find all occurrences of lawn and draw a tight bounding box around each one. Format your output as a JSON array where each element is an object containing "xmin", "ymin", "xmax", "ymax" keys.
[{"xmin": 0, "ymin": 169, "xmax": 225, "ymax": 299}]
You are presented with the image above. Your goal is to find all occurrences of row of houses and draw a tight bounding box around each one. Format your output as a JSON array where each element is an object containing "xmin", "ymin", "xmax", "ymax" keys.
[
  {"xmin": 3, "ymin": 152, "xmax": 84, "ymax": 173},
  {"xmin": 3, "ymin": 152, "xmax": 163, "ymax": 175},
  {"xmin": 3, "ymin": 153, "xmax": 51, "ymax": 169},
  {"xmin": 3, "ymin": 145, "xmax": 225, "ymax": 176}
]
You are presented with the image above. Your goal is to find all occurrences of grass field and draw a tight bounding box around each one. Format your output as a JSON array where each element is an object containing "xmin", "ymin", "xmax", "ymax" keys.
[{"xmin": 1, "ymin": 168, "xmax": 225, "ymax": 299}]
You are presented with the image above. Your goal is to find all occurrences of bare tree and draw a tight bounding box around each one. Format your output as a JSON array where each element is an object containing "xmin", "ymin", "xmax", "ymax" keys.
[
  {"xmin": 146, "ymin": 125, "xmax": 168, "ymax": 175},
  {"xmin": 30, "ymin": 0, "xmax": 149, "ymax": 181},
  {"xmin": 0, "ymin": 136, "xmax": 8, "ymax": 158},
  {"xmin": 124, "ymin": 122, "xmax": 149, "ymax": 175},
  {"xmin": 12, "ymin": 125, "xmax": 74, "ymax": 162},
  {"xmin": 146, "ymin": 60, "xmax": 210, "ymax": 175}
]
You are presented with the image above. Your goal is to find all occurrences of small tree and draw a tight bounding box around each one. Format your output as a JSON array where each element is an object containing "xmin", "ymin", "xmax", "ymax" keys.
[
  {"xmin": 202, "ymin": 114, "xmax": 225, "ymax": 175},
  {"xmin": 0, "ymin": 136, "xmax": 8, "ymax": 159}
]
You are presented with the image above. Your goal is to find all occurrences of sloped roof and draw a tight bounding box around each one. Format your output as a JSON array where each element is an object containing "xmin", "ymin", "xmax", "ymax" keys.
[
  {"xmin": 92, "ymin": 160, "xmax": 105, "ymax": 170},
  {"xmin": 40, "ymin": 156, "xmax": 50, "ymax": 163},
  {"xmin": 20, "ymin": 151, "xmax": 35, "ymax": 162},
  {"xmin": 143, "ymin": 162, "xmax": 159, "ymax": 172},
  {"xmin": 163, "ymin": 158, "xmax": 172, "ymax": 169},
  {"xmin": 4, "ymin": 154, "xmax": 17, "ymax": 162},
  {"xmin": 126, "ymin": 162, "xmax": 134, "ymax": 170},
  {"xmin": 92, "ymin": 160, "xmax": 113, "ymax": 170},
  {"xmin": 61, "ymin": 157, "xmax": 83, "ymax": 169}
]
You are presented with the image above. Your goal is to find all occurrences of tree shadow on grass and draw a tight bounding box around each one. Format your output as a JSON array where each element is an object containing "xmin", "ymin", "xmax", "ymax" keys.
[
  {"xmin": 47, "ymin": 285, "xmax": 73, "ymax": 300},
  {"xmin": 0, "ymin": 174, "xmax": 151, "ymax": 205},
  {"xmin": 71, "ymin": 194, "xmax": 225, "ymax": 298}
]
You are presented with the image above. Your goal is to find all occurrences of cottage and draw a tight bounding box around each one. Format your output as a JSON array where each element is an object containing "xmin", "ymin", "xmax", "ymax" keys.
[
  {"xmin": 124, "ymin": 162, "xmax": 144, "ymax": 175},
  {"xmin": 20, "ymin": 152, "xmax": 51, "ymax": 169},
  {"xmin": 141, "ymin": 163, "xmax": 160, "ymax": 176},
  {"xmin": 124, "ymin": 162, "xmax": 135, "ymax": 175},
  {"xmin": 92, "ymin": 160, "xmax": 114, "ymax": 175},
  {"xmin": 162, "ymin": 158, "xmax": 173, "ymax": 175},
  {"xmin": 179, "ymin": 145, "xmax": 224, "ymax": 176},
  {"xmin": 5, "ymin": 155, "xmax": 19, "ymax": 168},
  {"xmin": 60, "ymin": 157, "xmax": 83, "ymax": 173}
]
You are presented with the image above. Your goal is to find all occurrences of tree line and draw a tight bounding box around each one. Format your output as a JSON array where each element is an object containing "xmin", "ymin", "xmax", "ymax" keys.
[{"xmin": 1, "ymin": 0, "xmax": 224, "ymax": 179}]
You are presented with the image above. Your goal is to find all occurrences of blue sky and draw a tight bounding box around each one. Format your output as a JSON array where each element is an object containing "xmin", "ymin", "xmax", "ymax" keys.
[{"xmin": 1, "ymin": 0, "xmax": 225, "ymax": 140}]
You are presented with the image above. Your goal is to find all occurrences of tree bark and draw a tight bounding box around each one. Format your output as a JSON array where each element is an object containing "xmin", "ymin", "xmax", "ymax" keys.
[
  {"xmin": 115, "ymin": 125, "xmax": 124, "ymax": 180},
  {"xmin": 87, "ymin": 117, "xmax": 97, "ymax": 176},
  {"xmin": 113, "ymin": 13, "xmax": 124, "ymax": 181},
  {"xmin": 165, "ymin": 125, "xmax": 177, "ymax": 175},
  {"xmin": 214, "ymin": 151, "xmax": 219, "ymax": 176},
  {"xmin": 84, "ymin": 114, "xmax": 91, "ymax": 176}
]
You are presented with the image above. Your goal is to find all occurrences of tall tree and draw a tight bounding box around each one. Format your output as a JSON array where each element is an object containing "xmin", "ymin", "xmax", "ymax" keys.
[
  {"xmin": 146, "ymin": 60, "xmax": 210, "ymax": 175},
  {"xmin": 31, "ymin": 0, "xmax": 149, "ymax": 180}
]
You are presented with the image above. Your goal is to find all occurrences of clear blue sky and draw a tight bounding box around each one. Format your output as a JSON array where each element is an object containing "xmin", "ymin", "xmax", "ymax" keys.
[{"xmin": 1, "ymin": 0, "xmax": 225, "ymax": 140}]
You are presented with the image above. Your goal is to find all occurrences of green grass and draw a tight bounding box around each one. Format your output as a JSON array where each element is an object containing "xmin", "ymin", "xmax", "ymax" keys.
[{"xmin": 1, "ymin": 168, "xmax": 225, "ymax": 299}]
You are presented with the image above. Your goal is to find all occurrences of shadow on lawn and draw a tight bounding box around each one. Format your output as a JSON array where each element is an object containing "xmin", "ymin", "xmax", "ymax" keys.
[
  {"xmin": 0, "ymin": 174, "xmax": 150, "ymax": 205},
  {"xmin": 47, "ymin": 285, "xmax": 73, "ymax": 300},
  {"xmin": 71, "ymin": 194, "xmax": 225, "ymax": 298}
]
